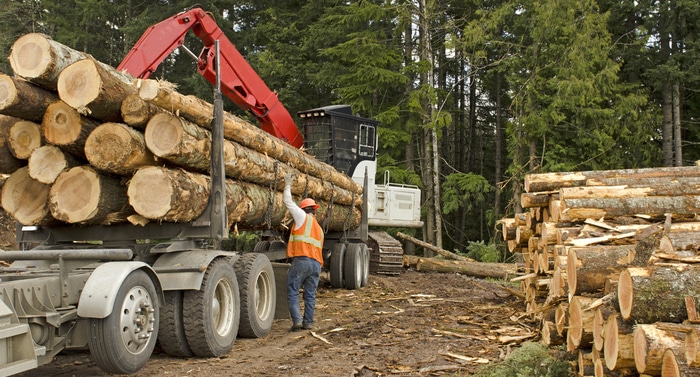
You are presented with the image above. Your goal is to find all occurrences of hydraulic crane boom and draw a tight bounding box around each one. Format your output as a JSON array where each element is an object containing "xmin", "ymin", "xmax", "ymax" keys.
[{"xmin": 117, "ymin": 7, "xmax": 304, "ymax": 148}]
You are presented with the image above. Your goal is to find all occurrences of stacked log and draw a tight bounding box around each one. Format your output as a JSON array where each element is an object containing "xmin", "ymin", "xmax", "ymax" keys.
[
  {"xmin": 499, "ymin": 166, "xmax": 700, "ymax": 376},
  {"xmin": 0, "ymin": 33, "xmax": 362, "ymax": 233}
]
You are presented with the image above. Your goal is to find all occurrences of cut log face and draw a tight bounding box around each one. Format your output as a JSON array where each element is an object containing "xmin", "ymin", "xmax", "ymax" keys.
[
  {"xmin": 0, "ymin": 73, "xmax": 58, "ymax": 122},
  {"xmin": 28, "ymin": 145, "xmax": 78, "ymax": 184},
  {"xmin": 8, "ymin": 120, "xmax": 42, "ymax": 159},
  {"xmin": 85, "ymin": 122, "xmax": 156, "ymax": 175},
  {"xmin": 633, "ymin": 323, "xmax": 685, "ymax": 375},
  {"xmin": 42, "ymin": 100, "xmax": 99, "ymax": 156},
  {"xmin": 0, "ymin": 116, "xmax": 27, "ymax": 174},
  {"xmin": 1, "ymin": 166, "xmax": 52, "ymax": 225},
  {"xmin": 9, "ymin": 33, "xmax": 88, "ymax": 90}
]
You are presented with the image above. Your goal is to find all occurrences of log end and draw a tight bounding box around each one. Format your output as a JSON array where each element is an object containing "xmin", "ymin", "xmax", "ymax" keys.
[
  {"xmin": 9, "ymin": 120, "xmax": 41, "ymax": 159},
  {"xmin": 144, "ymin": 113, "xmax": 184, "ymax": 157},
  {"xmin": 49, "ymin": 166, "xmax": 101, "ymax": 223},
  {"xmin": 9, "ymin": 33, "xmax": 52, "ymax": 80},
  {"xmin": 127, "ymin": 166, "xmax": 176, "ymax": 219},
  {"xmin": 0, "ymin": 74, "xmax": 18, "ymax": 110},
  {"xmin": 57, "ymin": 59, "xmax": 100, "ymax": 109},
  {"xmin": 633, "ymin": 325, "xmax": 649, "ymax": 374},
  {"xmin": 1, "ymin": 166, "xmax": 51, "ymax": 225},
  {"xmin": 617, "ymin": 269, "xmax": 633, "ymax": 320},
  {"xmin": 28, "ymin": 145, "xmax": 68, "ymax": 184},
  {"xmin": 43, "ymin": 100, "xmax": 83, "ymax": 145}
]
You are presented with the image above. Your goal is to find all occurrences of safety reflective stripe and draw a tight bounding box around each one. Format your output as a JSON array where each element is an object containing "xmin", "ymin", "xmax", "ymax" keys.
[{"xmin": 289, "ymin": 214, "xmax": 323, "ymax": 248}]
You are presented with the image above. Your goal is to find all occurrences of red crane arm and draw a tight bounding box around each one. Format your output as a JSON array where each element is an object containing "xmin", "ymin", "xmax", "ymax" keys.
[{"xmin": 117, "ymin": 8, "xmax": 304, "ymax": 148}]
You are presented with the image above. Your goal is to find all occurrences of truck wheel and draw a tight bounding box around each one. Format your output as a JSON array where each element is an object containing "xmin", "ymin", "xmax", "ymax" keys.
[
  {"xmin": 330, "ymin": 243, "xmax": 346, "ymax": 288},
  {"xmin": 359, "ymin": 243, "xmax": 370, "ymax": 287},
  {"xmin": 183, "ymin": 258, "xmax": 240, "ymax": 357},
  {"xmin": 88, "ymin": 270, "xmax": 159, "ymax": 374},
  {"xmin": 234, "ymin": 253, "xmax": 275, "ymax": 338},
  {"xmin": 157, "ymin": 291, "xmax": 194, "ymax": 357},
  {"xmin": 253, "ymin": 240, "xmax": 270, "ymax": 252},
  {"xmin": 344, "ymin": 244, "xmax": 362, "ymax": 290}
]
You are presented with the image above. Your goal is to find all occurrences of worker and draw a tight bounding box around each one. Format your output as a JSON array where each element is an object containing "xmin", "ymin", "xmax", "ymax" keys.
[{"xmin": 283, "ymin": 173, "xmax": 324, "ymax": 331}]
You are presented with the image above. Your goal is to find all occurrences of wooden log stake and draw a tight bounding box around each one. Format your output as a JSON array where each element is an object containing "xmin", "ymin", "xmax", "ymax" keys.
[
  {"xmin": 0, "ymin": 73, "xmax": 58, "ymax": 122},
  {"xmin": 49, "ymin": 166, "xmax": 133, "ymax": 225},
  {"xmin": 633, "ymin": 323, "xmax": 685, "ymax": 375},
  {"xmin": 8, "ymin": 120, "xmax": 42, "ymax": 159},
  {"xmin": 28, "ymin": 145, "xmax": 81, "ymax": 184},
  {"xmin": 57, "ymin": 58, "xmax": 137, "ymax": 122},
  {"xmin": 42, "ymin": 100, "xmax": 100, "ymax": 157},
  {"xmin": 85, "ymin": 122, "xmax": 156, "ymax": 175},
  {"xmin": 9, "ymin": 33, "xmax": 88, "ymax": 90},
  {"xmin": 618, "ymin": 266, "xmax": 700, "ymax": 323},
  {"xmin": 1, "ymin": 166, "xmax": 52, "ymax": 225},
  {"xmin": 138, "ymin": 79, "xmax": 363, "ymax": 195},
  {"xmin": 0, "ymin": 116, "xmax": 26, "ymax": 174}
]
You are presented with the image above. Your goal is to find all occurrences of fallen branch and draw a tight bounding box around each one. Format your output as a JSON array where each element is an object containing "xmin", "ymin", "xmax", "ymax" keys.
[{"xmin": 396, "ymin": 232, "xmax": 474, "ymax": 261}]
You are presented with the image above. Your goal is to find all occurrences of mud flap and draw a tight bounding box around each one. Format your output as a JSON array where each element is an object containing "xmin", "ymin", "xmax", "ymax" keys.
[{"xmin": 271, "ymin": 262, "xmax": 290, "ymax": 319}]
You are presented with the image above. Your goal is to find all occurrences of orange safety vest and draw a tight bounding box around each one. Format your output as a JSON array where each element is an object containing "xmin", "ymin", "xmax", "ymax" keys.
[{"xmin": 287, "ymin": 214, "xmax": 324, "ymax": 266}]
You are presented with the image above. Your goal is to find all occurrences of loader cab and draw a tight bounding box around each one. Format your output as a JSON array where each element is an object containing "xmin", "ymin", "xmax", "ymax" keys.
[{"xmin": 299, "ymin": 106, "xmax": 423, "ymax": 229}]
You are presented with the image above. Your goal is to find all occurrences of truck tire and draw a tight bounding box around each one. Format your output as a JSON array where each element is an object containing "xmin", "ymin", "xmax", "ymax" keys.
[
  {"xmin": 157, "ymin": 290, "xmax": 194, "ymax": 357},
  {"xmin": 234, "ymin": 253, "xmax": 275, "ymax": 338},
  {"xmin": 183, "ymin": 257, "xmax": 240, "ymax": 357},
  {"xmin": 88, "ymin": 269, "xmax": 159, "ymax": 374},
  {"xmin": 330, "ymin": 243, "xmax": 346, "ymax": 288},
  {"xmin": 253, "ymin": 240, "xmax": 270, "ymax": 252},
  {"xmin": 360, "ymin": 243, "xmax": 370, "ymax": 287},
  {"xmin": 344, "ymin": 244, "xmax": 362, "ymax": 290}
]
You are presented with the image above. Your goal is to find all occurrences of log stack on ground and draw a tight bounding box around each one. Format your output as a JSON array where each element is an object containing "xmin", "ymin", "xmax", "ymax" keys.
[
  {"xmin": 499, "ymin": 166, "xmax": 700, "ymax": 376},
  {"xmin": 0, "ymin": 33, "xmax": 362, "ymax": 234}
]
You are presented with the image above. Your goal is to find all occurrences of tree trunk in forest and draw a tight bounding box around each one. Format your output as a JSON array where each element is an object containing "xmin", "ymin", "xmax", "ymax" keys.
[
  {"xmin": 0, "ymin": 116, "xmax": 26, "ymax": 174},
  {"xmin": 137, "ymin": 79, "xmax": 363, "ymax": 195},
  {"xmin": 618, "ymin": 266, "xmax": 700, "ymax": 323},
  {"xmin": 0, "ymin": 73, "xmax": 58, "ymax": 122},
  {"xmin": 8, "ymin": 120, "xmax": 42, "ymax": 160},
  {"xmin": 1, "ymin": 167, "xmax": 52, "ymax": 225},
  {"xmin": 120, "ymin": 94, "xmax": 164, "ymax": 129},
  {"xmin": 633, "ymin": 323, "xmax": 685, "ymax": 375},
  {"xmin": 57, "ymin": 58, "xmax": 137, "ymax": 122},
  {"xmin": 127, "ymin": 166, "xmax": 361, "ymax": 231},
  {"xmin": 49, "ymin": 165, "xmax": 133, "ymax": 225},
  {"xmin": 9, "ymin": 33, "xmax": 88, "ymax": 90},
  {"xmin": 494, "ymin": 69, "xmax": 504, "ymax": 218},
  {"xmin": 84, "ymin": 122, "xmax": 156, "ymax": 175},
  {"xmin": 42, "ymin": 100, "xmax": 100, "ymax": 157},
  {"xmin": 673, "ymin": 82, "xmax": 682, "ymax": 167},
  {"xmin": 28, "ymin": 145, "xmax": 81, "ymax": 184},
  {"xmin": 144, "ymin": 112, "xmax": 359, "ymax": 207}
]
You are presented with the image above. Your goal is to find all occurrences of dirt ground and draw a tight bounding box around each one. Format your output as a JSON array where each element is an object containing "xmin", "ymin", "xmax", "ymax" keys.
[
  {"xmin": 0, "ymin": 210, "xmax": 538, "ymax": 377},
  {"xmin": 14, "ymin": 270, "xmax": 536, "ymax": 377}
]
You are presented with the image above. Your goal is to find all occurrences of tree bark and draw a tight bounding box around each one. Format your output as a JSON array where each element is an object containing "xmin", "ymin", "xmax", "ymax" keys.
[
  {"xmin": 558, "ymin": 195, "xmax": 700, "ymax": 221},
  {"xmin": 120, "ymin": 94, "xmax": 164, "ymax": 129},
  {"xmin": 395, "ymin": 231, "xmax": 472, "ymax": 262},
  {"xmin": 57, "ymin": 58, "xmax": 137, "ymax": 122},
  {"xmin": 568, "ymin": 296, "xmax": 597, "ymax": 349},
  {"xmin": 618, "ymin": 266, "xmax": 700, "ymax": 323},
  {"xmin": 8, "ymin": 120, "xmax": 42, "ymax": 159},
  {"xmin": 633, "ymin": 323, "xmax": 685, "ymax": 375},
  {"xmin": 0, "ymin": 116, "xmax": 26, "ymax": 174},
  {"xmin": 28, "ymin": 145, "xmax": 81, "ymax": 184},
  {"xmin": 566, "ymin": 245, "xmax": 635, "ymax": 298},
  {"xmin": 9, "ymin": 33, "xmax": 88, "ymax": 90},
  {"xmin": 1, "ymin": 166, "xmax": 52, "ymax": 225},
  {"xmin": 127, "ymin": 166, "xmax": 360, "ymax": 232},
  {"xmin": 0, "ymin": 73, "xmax": 58, "ymax": 122},
  {"xmin": 402, "ymin": 255, "xmax": 517, "ymax": 279},
  {"xmin": 138, "ymin": 79, "xmax": 363, "ymax": 196},
  {"xmin": 84, "ymin": 122, "xmax": 156, "ymax": 175},
  {"xmin": 686, "ymin": 328, "xmax": 700, "ymax": 367},
  {"xmin": 662, "ymin": 348, "xmax": 700, "ymax": 377},
  {"xmin": 144, "ymin": 112, "xmax": 360, "ymax": 207},
  {"xmin": 49, "ymin": 165, "xmax": 133, "ymax": 225},
  {"xmin": 42, "ymin": 100, "xmax": 100, "ymax": 157}
]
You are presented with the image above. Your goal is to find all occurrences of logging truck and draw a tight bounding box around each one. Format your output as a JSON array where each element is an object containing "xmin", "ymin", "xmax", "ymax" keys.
[{"xmin": 0, "ymin": 7, "xmax": 421, "ymax": 376}]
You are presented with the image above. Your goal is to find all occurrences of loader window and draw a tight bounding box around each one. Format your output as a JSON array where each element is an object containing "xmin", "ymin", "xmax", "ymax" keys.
[{"xmin": 359, "ymin": 124, "xmax": 375, "ymax": 158}]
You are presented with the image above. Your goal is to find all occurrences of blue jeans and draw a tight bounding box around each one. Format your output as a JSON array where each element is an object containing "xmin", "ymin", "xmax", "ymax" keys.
[{"xmin": 287, "ymin": 257, "xmax": 321, "ymax": 325}]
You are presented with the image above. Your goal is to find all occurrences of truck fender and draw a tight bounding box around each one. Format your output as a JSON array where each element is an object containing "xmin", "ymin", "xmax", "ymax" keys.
[
  {"xmin": 77, "ymin": 262, "xmax": 162, "ymax": 319},
  {"xmin": 151, "ymin": 250, "xmax": 239, "ymax": 291}
]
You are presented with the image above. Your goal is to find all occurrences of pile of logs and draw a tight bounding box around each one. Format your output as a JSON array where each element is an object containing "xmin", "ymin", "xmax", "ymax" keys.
[
  {"xmin": 0, "ymin": 33, "xmax": 363, "ymax": 232},
  {"xmin": 499, "ymin": 167, "xmax": 700, "ymax": 376}
]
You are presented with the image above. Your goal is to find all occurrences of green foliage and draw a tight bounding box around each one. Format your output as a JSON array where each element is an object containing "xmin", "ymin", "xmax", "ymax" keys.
[
  {"xmin": 473, "ymin": 342, "xmax": 573, "ymax": 377},
  {"xmin": 464, "ymin": 241, "xmax": 501, "ymax": 263},
  {"xmin": 442, "ymin": 172, "xmax": 493, "ymax": 215}
]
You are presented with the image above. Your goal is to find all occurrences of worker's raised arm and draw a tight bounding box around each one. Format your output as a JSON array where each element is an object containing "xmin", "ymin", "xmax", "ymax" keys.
[{"xmin": 284, "ymin": 174, "xmax": 306, "ymax": 229}]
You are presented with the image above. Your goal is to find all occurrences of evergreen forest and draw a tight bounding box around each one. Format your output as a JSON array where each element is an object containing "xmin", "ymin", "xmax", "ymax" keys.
[{"xmin": 2, "ymin": 0, "xmax": 698, "ymax": 260}]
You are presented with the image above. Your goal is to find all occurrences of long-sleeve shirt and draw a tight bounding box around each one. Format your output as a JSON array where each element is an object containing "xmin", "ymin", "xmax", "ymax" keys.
[{"xmin": 283, "ymin": 182, "xmax": 307, "ymax": 230}]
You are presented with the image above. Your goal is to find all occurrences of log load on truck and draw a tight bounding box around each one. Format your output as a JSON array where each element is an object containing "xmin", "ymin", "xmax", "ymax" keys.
[{"xmin": 0, "ymin": 6, "xmax": 422, "ymax": 375}]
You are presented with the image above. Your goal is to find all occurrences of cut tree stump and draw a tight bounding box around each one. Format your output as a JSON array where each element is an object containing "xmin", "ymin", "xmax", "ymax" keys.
[
  {"xmin": 0, "ymin": 73, "xmax": 58, "ymax": 122},
  {"xmin": 28, "ymin": 145, "xmax": 81, "ymax": 184},
  {"xmin": 1, "ymin": 166, "xmax": 52, "ymax": 225},
  {"xmin": 633, "ymin": 323, "xmax": 685, "ymax": 375},
  {"xmin": 49, "ymin": 165, "xmax": 132, "ymax": 225},
  {"xmin": 57, "ymin": 58, "xmax": 137, "ymax": 121},
  {"xmin": 84, "ymin": 122, "xmax": 156, "ymax": 175},
  {"xmin": 8, "ymin": 120, "xmax": 42, "ymax": 159},
  {"xmin": 138, "ymin": 79, "xmax": 363, "ymax": 195},
  {"xmin": 42, "ymin": 100, "xmax": 100, "ymax": 157},
  {"xmin": 0, "ymin": 116, "xmax": 27, "ymax": 174},
  {"xmin": 618, "ymin": 266, "xmax": 700, "ymax": 323},
  {"xmin": 9, "ymin": 33, "xmax": 88, "ymax": 90}
]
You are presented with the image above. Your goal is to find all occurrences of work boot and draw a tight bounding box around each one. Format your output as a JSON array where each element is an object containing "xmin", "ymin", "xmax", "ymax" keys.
[
  {"xmin": 291, "ymin": 323, "xmax": 303, "ymax": 332},
  {"xmin": 302, "ymin": 322, "xmax": 314, "ymax": 330}
]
